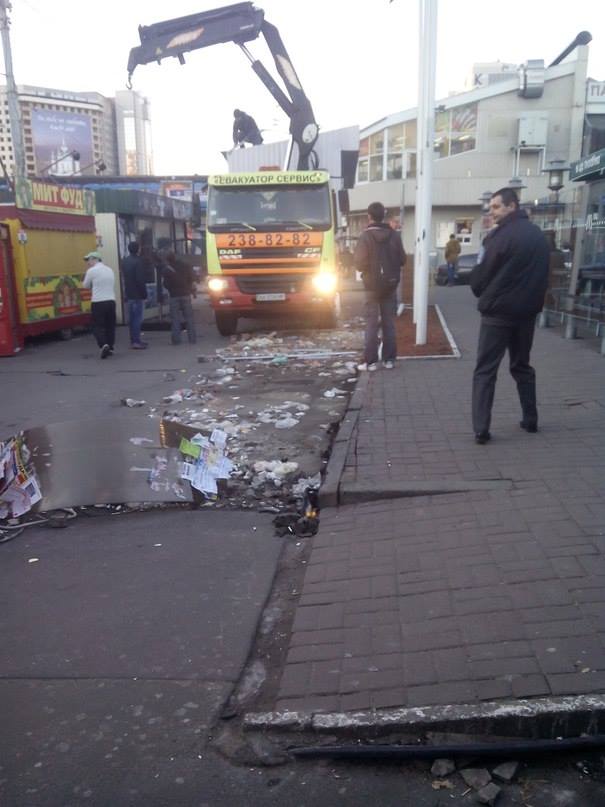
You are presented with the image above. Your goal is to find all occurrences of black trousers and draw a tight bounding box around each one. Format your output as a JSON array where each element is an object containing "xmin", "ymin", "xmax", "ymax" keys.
[
  {"xmin": 91, "ymin": 300, "xmax": 116, "ymax": 349},
  {"xmin": 472, "ymin": 316, "xmax": 537, "ymax": 435}
]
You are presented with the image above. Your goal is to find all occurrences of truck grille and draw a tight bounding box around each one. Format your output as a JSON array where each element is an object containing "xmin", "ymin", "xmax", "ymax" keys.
[{"xmin": 235, "ymin": 274, "xmax": 309, "ymax": 295}]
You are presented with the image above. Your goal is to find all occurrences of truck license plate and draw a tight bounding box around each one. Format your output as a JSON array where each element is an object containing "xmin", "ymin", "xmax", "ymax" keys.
[{"xmin": 255, "ymin": 293, "xmax": 286, "ymax": 302}]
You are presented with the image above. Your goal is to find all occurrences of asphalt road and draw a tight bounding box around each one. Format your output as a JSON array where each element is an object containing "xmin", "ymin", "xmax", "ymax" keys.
[{"xmin": 3, "ymin": 499, "xmax": 601, "ymax": 807}]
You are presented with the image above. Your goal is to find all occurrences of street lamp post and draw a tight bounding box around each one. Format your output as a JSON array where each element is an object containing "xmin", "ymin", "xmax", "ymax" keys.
[
  {"xmin": 543, "ymin": 159, "xmax": 570, "ymax": 204},
  {"xmin": 414, "ymin": 0, "xmax": 438, "ymax": 345},
  {"xmin": 507, "ymin": 176, "xmax": 527, "ymax": 197},
  {"xmin": 0, "ymin": 0, "xmax": 26, "ymax": 182}
]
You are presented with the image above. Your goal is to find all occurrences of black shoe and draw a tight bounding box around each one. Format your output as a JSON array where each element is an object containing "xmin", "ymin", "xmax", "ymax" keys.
[
  {"xmin": 475, "ymin": 431, "xmax": 491, "ymax": 445},
  {"xmin": 520, "ymin": 421, "xmax": 538, "ymax": 433}
]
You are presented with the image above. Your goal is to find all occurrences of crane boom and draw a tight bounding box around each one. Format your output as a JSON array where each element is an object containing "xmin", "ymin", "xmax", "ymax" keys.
[{"xmin": 127, "ymin": 2, "xmax": 319, "ymax": 169}]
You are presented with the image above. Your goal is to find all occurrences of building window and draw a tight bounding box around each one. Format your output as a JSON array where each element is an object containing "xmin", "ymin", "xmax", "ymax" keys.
[
  {"xmin": 357, "ymin": 136, "xmax": 369, "ymax": 183},
  {"xmin": 434, "ymin": 103, "xmax": 477, "ymax": 158},
  {"xmin": 358, "ymin": 119, "xmax": 421, "ymax": 183},
  {"xmin": 385, "ymin": 121, "xmax": 417, "ymax": 180},
  {"xmin": 455, "ymin": 218, "xmax": 473, "ymax": 245}
]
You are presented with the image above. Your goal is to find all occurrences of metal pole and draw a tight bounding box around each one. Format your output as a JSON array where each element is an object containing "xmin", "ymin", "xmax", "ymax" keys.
[
  {"xmin": 413, "ymin": 0, "xmax": 425, "ymax": 324},
  {"xmin": 0, "ymin": 0, "xmax": 26, "ymax": 181},
  {"xmin": 415, "ymin": 0, "xmax": 437, "ymax": 344}
]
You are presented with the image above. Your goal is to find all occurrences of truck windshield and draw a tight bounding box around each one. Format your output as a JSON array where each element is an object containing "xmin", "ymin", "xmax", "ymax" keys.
[{"xmin": 207, "ymin": 185, "xmax": 331, "ymax": 232}]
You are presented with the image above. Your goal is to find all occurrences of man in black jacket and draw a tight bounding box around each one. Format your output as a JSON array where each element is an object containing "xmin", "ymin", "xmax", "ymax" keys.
[
  {"xmin": 121, "ymin": 241, "xmax": 148, "ymax": 349},
  {"xmin": 469, "ymin": 188, "xmax": 549, "ymax": 444},
  {"xmin": 161, "ymin": 250, "xmax": 197, "ymax": 345},
  {"xmin": 354, "ymin": 201, "xmax": 406, "ymax": 370},
  {"xmin": 232, "ymin": 109, "xmax": 263, "ymax": 147}
]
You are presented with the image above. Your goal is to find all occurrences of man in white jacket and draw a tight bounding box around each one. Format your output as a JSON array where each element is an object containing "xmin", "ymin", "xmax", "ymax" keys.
[{"xmin": 82, "ymin": 251, "xmax": 116, "ymax": 359}]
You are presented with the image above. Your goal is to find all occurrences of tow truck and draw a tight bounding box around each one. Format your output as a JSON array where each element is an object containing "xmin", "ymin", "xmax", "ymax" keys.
[{"xmin": 127, "ymin": 2, "xmax": 339, "ymax": 335}]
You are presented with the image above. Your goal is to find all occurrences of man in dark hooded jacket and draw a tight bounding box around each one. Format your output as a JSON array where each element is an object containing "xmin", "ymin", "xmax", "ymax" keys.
[
  {"xmin": 469, "ymin": 187, "xmax": 549, "ymax": 444},
  {"xmin": 354, "ymin": 201, "xmax": 406, "ymax": 370},
  {"xmin": 232, "ymin": 109, "xmax": 263, "ymax": 147}
]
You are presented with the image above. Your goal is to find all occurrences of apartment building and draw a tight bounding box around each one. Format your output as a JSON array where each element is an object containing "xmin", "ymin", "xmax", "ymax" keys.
[{"xmin": 0, "ymin": 85, "xmax": 152, "ymax": 178}]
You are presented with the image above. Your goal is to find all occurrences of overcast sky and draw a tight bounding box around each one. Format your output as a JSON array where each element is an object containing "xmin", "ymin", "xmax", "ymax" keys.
[{"xmin": 7, "ymin": 0, "xmax": 605, "ymax": 174}]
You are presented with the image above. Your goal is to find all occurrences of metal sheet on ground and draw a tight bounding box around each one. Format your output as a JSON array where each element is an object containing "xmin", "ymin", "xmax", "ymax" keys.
[{"xmin": 26, "ymin": 418, "xmax": 192, "ymax": 510}]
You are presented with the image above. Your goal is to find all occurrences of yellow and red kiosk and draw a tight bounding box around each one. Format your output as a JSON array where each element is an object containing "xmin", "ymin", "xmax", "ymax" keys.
[{"xmin": 0, "ymin": 179, "xmax": 97, "ymax": 356}]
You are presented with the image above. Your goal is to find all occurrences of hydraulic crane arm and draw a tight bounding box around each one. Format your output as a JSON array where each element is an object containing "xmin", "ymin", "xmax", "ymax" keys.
[{"xmin": 127, "ymin": 2, "xmax": 319, "ymax": 170}]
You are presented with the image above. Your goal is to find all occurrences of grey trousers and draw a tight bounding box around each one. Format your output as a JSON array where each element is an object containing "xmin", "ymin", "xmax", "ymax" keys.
[
  {"xmin": 472, "ymin": 316, "xmax": 537, "ymax": 435},
  {"xmin": 363, "ymin": 289, "xmax": 397, "ymax": 364},
  {"xmin": 169, "ymin": 296, "xmax": 197, "ymax": 344}
]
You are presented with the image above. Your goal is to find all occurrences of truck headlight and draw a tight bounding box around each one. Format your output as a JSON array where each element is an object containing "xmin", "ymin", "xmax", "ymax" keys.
[
  {"xmin": 208, "ymin": 277, "xmax": 228, "ymax": 292},
  {"xmin": 312, "ymin": 272, "xmax": 337, "ymax": 294}
]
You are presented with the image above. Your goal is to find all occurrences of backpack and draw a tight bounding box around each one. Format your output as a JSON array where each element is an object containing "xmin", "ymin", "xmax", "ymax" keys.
[{"xmin": 370, "ymin": 235, "xmax": 399, "ymax": 298}]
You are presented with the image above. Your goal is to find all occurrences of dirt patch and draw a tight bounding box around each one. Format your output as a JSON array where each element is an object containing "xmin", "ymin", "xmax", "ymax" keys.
[{"xmin": 396, "ymin": 305, "xmax": 454, "ymax": 357}]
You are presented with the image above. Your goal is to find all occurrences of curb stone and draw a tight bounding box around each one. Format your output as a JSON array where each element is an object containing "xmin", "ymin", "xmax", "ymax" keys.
[{"xmin": 243, "ymin": 694, "xmax": 605, "ymax": 739}]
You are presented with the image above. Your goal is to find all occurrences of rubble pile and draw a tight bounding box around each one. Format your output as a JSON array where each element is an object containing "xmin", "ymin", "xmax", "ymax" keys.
[{"xmin": 153, "ymin": 326, "xmax": 363, "ymax": 512}]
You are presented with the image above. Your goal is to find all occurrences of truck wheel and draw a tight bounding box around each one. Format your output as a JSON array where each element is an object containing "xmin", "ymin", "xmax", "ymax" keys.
[{"xmin": 215, "ymin": 312, "xmax": 238, "ymax": 336}]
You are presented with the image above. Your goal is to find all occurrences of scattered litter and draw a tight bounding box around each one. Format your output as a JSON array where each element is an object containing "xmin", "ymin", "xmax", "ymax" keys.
[
  {"xmin": 163, "ymin": 389, "xmax": 194, "ymax": 404},
  {"xmin": 28, "ymin": 557, "xmax": 39, "ymax": 563},
  {"xmin": 129, "ymin": 437, "xmax": 154, "ymax": 446},
  {"xmin": 175, "ymin": 428, "xmax": 234, "ymax": 499},
  {"xmin": 1, "ymin": 435, "xmax": 43, "ymax": 521},
  {"xmin": 323, "ymin": 388, "xmax": 346, "ymax": 398},
  {"xmin": 121, "ymin": 398, "xmax": 146, "ymax": 407},
  {"xmin": 292, "ymin": 473, "xmax": 321, "ymax": 497},
  {"xmin": 275, "ymin": 417, "xmax": 298, "ymax": 429},
  {"xmin": 179, "ymin": 438, "xmax": 202, "ymax": 460},
  {"xmin": 431, "ymin": 780, "xmax": 454, "ymax": 790}
]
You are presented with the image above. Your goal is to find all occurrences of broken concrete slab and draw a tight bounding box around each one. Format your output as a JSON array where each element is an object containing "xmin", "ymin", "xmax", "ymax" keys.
[
  {"xmin": 460, "ymin": 768, "xmax": 492, "ymax": 790},
  {"xmin": 431, "ymin": 758, "xmax": 456, "ymax": 777},
  {"xmin": 477, "ymin": 782, "xmax": 502, "ymax": 806},
  {"xmin": 491, "ymin": 760, "xmax": 519, "ymax": 783}
]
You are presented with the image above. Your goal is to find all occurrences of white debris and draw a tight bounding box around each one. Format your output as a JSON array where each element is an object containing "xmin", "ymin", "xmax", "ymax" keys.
[
  {"xmin": 163, "ymin": 389, "xmax": 194, "ymax": 404},
  {"xmin": 275, "ymin": 417, "xmax": 298, "ymax": 429},
  {"xmin": 292, "ymin": 473, "xmax": 322, "ymax": 497},
  {"xmin": 323, "ymin": 388, "xmax": 346, "ymax": 398},
  {"xmin": 253, "ymin": 460, "xmax": 299, "ymax": 478}
]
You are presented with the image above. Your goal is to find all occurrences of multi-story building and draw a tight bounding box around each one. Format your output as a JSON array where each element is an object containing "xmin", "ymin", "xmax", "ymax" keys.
[
  {"xmin": 0, "ymin": 85, "xmax": 152, "ymax": 178},
  {"xmin": 114, "ymin": 90, "xmax": 153, "ymax": 176},
  {"xmin": 348, "ymin": 46, "xmax": 597, "ymax": 261}
]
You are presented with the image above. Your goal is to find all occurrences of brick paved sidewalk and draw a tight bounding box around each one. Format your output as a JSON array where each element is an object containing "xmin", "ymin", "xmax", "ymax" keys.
[{"xmin": 269, "ymin": 288, "xmax": 605, "ymax": 715}]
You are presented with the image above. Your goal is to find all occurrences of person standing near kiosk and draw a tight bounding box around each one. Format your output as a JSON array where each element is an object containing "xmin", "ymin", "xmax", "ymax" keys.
[{"xmin": 82, "ymin": 251, "xmax": 116, "ymax": 359}]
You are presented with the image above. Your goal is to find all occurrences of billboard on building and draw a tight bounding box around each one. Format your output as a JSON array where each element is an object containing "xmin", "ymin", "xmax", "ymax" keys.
[
  {"xmin": 159, "ymin": 180, "xmax": 193, "ymax": 200},
  {"xmin": 31, "ymin": 109, "xmax": 94, "ymax": 176}
]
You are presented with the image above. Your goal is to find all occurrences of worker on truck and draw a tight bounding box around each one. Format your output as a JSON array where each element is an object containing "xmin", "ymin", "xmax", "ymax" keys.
[{"xmin": 232, "ymin": 109, "xmax": 263, "ymax": 147}]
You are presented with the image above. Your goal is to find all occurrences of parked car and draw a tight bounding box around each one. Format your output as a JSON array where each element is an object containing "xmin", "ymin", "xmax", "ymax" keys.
[{"xmin": 435, "ymin": 252, "xmax": 478, "ymax": 286}]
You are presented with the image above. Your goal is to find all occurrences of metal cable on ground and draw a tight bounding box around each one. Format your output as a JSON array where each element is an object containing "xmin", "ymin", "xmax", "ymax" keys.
[{"xmin": 290, "ymin": 734, "xmax": 605, "ymax": 761}]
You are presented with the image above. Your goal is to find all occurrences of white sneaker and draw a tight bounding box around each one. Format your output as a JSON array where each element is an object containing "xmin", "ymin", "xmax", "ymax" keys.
[
  {"xmin": 397, "ymin": 303, "xmax": 405, "ymax": 316},
  {"xmin": 357, "ymin": 362, "xmax": 377, "ymax": 372},
  {"xmin": 383, "ymin": 361, "xmax": 395, "ymax": 369}
]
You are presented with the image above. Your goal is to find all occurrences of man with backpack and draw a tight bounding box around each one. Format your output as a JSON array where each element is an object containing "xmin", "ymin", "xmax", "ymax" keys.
[{"xmin": 354, "ymin": 201, "xmax": 406, "ymax": 371}]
